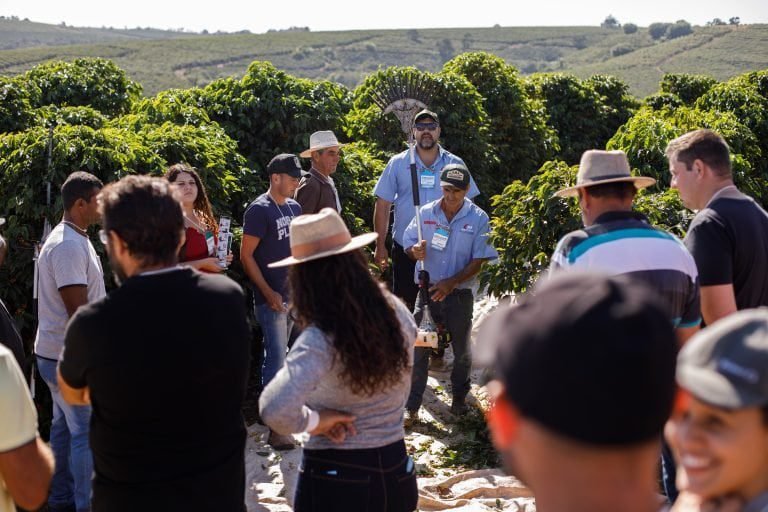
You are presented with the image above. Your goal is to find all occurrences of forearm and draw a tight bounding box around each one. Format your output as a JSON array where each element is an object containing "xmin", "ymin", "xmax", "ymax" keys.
[
  {"xmin": 241, "ymin": 258, "xmax": 275, "ymax": 298},
  {"xmin": 373, "ymin": 198, "xmax": 391, "ymax": 246},
  {"xmin": 0, "ymin": 437, "xmax": 54, "ymax": 510},
  {"xmin": 447, "ymin": 259, "xmax": 486, "ymax": 288}
]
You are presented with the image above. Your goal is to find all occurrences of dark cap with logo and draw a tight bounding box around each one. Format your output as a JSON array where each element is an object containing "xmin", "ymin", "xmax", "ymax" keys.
[
  {"xmin": 677, "ymin": 308, "xmax": 768, "ymax": 409},
  {"xmin": 267, "ymin": 154, "xmax": 303, "ymax": 178},
  {"xmin": 440, "ymin": 164, "xmax": 470, "ymax": 190},
  {"xmin": 476, "ymin": 272, "xmax": 677, "ymax": 446},
  {"xmin": 414, "ymin": 109, "xmax": 439, "ymax": 124}
]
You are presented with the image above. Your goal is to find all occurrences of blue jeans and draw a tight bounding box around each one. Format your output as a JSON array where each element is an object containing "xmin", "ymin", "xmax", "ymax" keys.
[
  {"xmin": 406, "ymin": 289, "xmax": 474, "ymax": 412},
  {"xmin": 255, "ymin": 302, "xmax": 293, "ymax": 388},
  {"xmin": 37, "ymin": 357, "xmax": 93, "ymax": 512}
]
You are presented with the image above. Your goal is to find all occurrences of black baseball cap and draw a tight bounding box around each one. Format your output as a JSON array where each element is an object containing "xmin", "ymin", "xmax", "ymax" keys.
[
  {"xmin": 267, "ymin": 154, "xmax": 302, "ymax": 178},
  {"xmin": 677, "ymin": 308, "xmax": 768, "ymax": 409},
  {"xmin": 440, "ymin": 164, "xmax": 470, "ymax": 190},
  {"xmin": 477, "ymin": 272, "xmax": 677, "ymax": 446},
  {"xmin": 414, "ymin": 109, "xmax": 439, "ymax": 124}
]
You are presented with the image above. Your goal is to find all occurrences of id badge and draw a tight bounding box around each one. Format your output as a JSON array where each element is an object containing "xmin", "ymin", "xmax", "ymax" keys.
[
  {"xmin": 205, "ymin": 231, "xmax": 216, "ymax": 256},
  {"xmin": 420, "ymin": 170, "xmax": 435, "ymax": 189},
  {"xmin": 431, "ymin": 225, "xmax": 450, "ymax": 251}
]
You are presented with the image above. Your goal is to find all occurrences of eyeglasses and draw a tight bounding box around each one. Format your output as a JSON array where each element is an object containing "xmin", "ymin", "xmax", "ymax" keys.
[
  {"xmin": 98, "ymin": 229, "xmax": 109, "ymax": 245},
  {"xmin": 414, "ymin": 122, "xmax": 439, "ymax": 132}
]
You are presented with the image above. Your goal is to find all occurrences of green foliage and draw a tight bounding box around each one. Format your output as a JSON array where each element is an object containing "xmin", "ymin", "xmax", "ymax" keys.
[
  {"xmin": 644, "ymin": 93, "xmax": 683, "ymax": 110},
  {"xmin": 333, "ymin": 142, "xmax": 387, "ymax": 235},
  {"xmin": 526, "ymin": 73, "xmax": 637, "ymax": 164},
  {"xmin": 442, "ymin": 52, "xmax": 557, "ymax": 184},
  {"xmin": 24, "ymin": 58, "xmax": 142, "ymax": 116},
  {"xmin": 35, "ymin": 105, "xmax": 107, "ymax": 129},
  {"xmin": 659, "ymin": 73, "xmax": 718, "ymax": 105},
  {"xmin": 611, "ymin": 44, "xmax": 634, "ymax": 57},
  {"xmin": 199, "ymin": 61, "xmax": 352, "ymax": 169},
  {"xmin": 0, "ymin": 76, "xmax": 40, "ymax": 133},
  {"xmin": 623, "ymin": 23, "xmax": 638, "ymax": 34},
  {"xmin": 667, "ymin": 20, "xmax": 693, "ymax": 40},
  {"xmin": 607, "ymin": 105, "xmax": 765, "ymax": 203},
  {"xmin": 130, "ymin": 88, "xmax": 210, "ymax": 127},
  {"xmin": 633, "ymin": 189, "xmax": 692, "ymax": 238},
  {"xmin": 649, "ymin": 23, "xmax": 672, "ymax": 40},
  {"xmin": 480, "ymin": 161, "xmax": 581, "ymax": 295}
]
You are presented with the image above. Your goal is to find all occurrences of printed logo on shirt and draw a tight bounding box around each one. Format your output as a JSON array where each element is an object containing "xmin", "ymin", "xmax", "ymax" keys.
[
  {"xmin": 424, "ymin": 220, "xmax": 437, "ymax": 225},
  {"xmin": 461, "ymin": 223, "xmax": 474, "ymax": 233},
  {"xmin": 276, "ymin": 215, "xmax": 293, "ymax": 241}
]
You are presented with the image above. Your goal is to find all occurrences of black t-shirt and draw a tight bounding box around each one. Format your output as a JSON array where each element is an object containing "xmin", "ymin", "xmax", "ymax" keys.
[
  {"xmin": 60, "ymin": 267, "xmax": 251, "ymax": 512},
  {"xmin": 684, "ymin": 193, "xmax": 768, "ymax": 310}
]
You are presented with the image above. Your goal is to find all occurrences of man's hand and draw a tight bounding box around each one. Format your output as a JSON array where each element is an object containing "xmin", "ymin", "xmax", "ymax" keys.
[
  {"xmin": 374, "ymin": 243, "xmax": 389, "ymax": 270},
  {"xmin": 309, "ymin": 409, "xmax": 357, "ymax": 444},
  {"xmin": 265, "ymin": 289, "xmax": 285, "ymax": 313},
  {"xmin": 410, "ymin": 240, "xmax": 427, "ymax": 261},
  {"xmin": 429, "ymin": 278, "xmax": 457, "ymax": 302},
  {"xmin": 197, "ymin": 257, "xmax": 225, "ymax": 273}
]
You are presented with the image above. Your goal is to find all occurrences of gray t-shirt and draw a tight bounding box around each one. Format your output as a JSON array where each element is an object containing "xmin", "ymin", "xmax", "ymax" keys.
[
  {"xmin": 34, "ymin": 223, "xmax": 106, "ymax": 360},
  {"xmin": 259, "ymin": 291, "xmax": 417, "ymax": 450}
]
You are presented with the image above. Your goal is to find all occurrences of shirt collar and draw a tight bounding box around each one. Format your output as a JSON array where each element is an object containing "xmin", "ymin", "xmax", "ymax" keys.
[
  {"xmin": 705, "ymin": 184, "xmax": 741, "ymax": 208},
  {"xmin": 592, "ymin": 210, "xmax": 649, "ymax": 225},
  {"xmin": 744, "ymin": 491, "xmax": 768, "ymax": 512},
  {"xmin": 434, "ymin": 197, "xmax": 471, "ymax": 223},
  {"xmin": 309, "ymin": 167, "xmax": 332, "ymax": 184}
]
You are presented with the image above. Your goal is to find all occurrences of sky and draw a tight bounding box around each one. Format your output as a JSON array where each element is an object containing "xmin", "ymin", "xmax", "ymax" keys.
[{"xmin": 1, "ymin": 0, "xmax": 765, "ymax": 33}]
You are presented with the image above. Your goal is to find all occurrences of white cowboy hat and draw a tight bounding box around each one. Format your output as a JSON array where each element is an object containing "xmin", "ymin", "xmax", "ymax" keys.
[
  {"xmin": 554, "ymin": 150, "xmax": 656, "ymax": 198},
  {"xmin": 300, "ymin": 131, "xmax": 344, "ymax": 158},
  {"xmin": 268, "ymin": 208, "xmax": 377, "ymax": 267}
]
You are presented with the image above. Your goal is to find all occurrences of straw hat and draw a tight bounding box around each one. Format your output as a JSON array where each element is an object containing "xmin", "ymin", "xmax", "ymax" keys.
[
  {"xmin": 554, "ymin": 150, "xmax": 656, "ymax": 198},
  {"xmin": 299, "ymin": 131, "xmax": 344, "ymax": 158},
  {"xmin": 268, "ymin": 208, "xmax": 377, "ymax": 267}
]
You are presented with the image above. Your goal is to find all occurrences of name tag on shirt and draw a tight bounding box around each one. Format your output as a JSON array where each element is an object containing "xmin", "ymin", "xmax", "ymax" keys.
[
  {"xmin": 420, "ymin": 171, "xmax": 435, "ymax": 189},
  {"xmin": 431, "ymin": 225, "xmax": 450, "ymax": 251}
]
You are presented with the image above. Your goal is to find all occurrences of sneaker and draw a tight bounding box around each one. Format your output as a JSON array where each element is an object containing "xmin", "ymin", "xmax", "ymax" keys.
[
  {"xmin": 404, "ymin": 409, "xmax": 419, "ymax": 428},
  {"xmin": 267, "ymin": 430, "xmax": 297, "ymax": 451}
]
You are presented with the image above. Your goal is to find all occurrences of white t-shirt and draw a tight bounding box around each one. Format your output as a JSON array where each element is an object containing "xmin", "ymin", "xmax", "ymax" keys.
[
  {"xmin": 34, "ymin": 223, "xmax": 106, "ymax": 360},
  {"xmin": 0, "ymin": 345, "xmax": 38, "ymax": 512}
]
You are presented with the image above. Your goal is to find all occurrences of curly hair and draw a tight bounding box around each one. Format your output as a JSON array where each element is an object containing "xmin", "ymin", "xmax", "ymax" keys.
[
  {"xmin": 164, "ymin": 163, "xmax": 218, "ymax": 234},
  {"xmin": 288, "ymin": 250, "xmax": 410, "ymax": 396}
]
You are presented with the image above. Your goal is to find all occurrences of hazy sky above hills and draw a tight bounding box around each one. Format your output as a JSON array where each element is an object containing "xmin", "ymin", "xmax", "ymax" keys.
[{"xmin": 3, "ymin": 0, "xmax": 765, "ymax": 33}]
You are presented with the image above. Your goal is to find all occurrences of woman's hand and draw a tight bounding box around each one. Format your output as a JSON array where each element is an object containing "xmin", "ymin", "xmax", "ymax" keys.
[
  {"xmin": 309, "ymin": 409, "xmax": 356, "ymax": 444},
  {"xmin": 670, "ymin": 492, "xmax": 743, "ymax": 512}
]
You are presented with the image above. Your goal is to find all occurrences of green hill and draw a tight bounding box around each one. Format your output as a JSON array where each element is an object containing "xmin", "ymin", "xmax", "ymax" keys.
[{"xmin": 0, "ymin": 18, "xmax": 766, "ymax": 97}]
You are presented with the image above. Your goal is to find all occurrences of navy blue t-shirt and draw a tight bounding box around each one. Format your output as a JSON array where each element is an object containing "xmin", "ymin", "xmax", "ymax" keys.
[{"xmin": 242, "ymin": 193, "xmax": 301, "ymax": 305}]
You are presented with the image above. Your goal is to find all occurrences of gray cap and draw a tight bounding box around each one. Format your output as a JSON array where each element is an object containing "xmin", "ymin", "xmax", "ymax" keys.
[{"xmin": 677, "ymin": 308, "xmax": 768, "ymax": 408}]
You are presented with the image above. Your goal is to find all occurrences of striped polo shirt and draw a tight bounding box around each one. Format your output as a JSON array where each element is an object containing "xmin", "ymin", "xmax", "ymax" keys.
[{"xmin": 550, "ymin": 211, "xmax": 701, "ymax": 329}]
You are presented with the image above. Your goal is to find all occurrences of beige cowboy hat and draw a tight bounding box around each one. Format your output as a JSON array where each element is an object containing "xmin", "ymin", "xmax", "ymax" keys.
[
  {"xmin": 269, "ymin": 208, "xmax": 377, "ymax": 267},
  {"xmin": 299, "ymin": 131, "xmax": 344, "ymax": 158},
  {"xmin": 554, "ymin": 150, "xmax": 656, "ymax": 198}
]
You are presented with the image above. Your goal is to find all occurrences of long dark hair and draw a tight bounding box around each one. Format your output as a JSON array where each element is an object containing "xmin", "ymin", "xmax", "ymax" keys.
[
  {"xmin": 165, "ymin": 163, "xmax": 217, "ymax": 234},
  {"xmin": 289, "ymin": 250, "xmax": 410, "ymax": 396}
]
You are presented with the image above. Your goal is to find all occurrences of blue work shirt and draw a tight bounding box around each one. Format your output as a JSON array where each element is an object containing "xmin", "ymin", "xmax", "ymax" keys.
[
  {"xmin": 403, "ymin": 197, "xmax": 498, "ymax": 288},
  {"xmin": 373, "ymin": 145, "xmax": 480, "ymax": 247}
]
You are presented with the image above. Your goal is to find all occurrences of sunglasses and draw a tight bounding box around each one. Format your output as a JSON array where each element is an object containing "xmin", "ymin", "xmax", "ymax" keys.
[{"xmin": 414, "ymin": 122, "xmax": 439, "ymax": 132}]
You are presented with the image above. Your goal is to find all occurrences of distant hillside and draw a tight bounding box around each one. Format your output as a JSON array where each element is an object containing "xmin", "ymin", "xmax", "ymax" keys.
[
  {"xmin": 1, "ymin": 18, "xmax": 766, "ymax": 97},
  {"xmin": 0, "ymin": 17, "xmax": 194, "ymax": 50}
]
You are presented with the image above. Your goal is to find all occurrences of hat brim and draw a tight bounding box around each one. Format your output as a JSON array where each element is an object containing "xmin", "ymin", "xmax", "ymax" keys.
[
  {"xmin": 676, "ymin": 365, "xmax": 765, "ymax": 409},
  {"xmin": 299, "ymin": 142, "xmax": 345, "ymax": 159},
  {"xmin": 268, "ymin": 232, "xmax": 377, "ymax": 268},
  {"xmin": 554, "ymin": 176, "xmax": 656, "ymax": 198},
  {"xmin": 552, "ymin": 176, "xmax": 656, "ymax": 197}
]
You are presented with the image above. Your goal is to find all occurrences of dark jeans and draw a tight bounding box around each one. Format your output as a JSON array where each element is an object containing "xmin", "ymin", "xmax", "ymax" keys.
[
  {"xmin": 406, "ymin": 288, "xmax": 473, "ymax": 411},
  {"xmin": 294, "ymin": 439, "xmax": 417, "ymax": 512},
  {"xmin": 391, "ymin": 242, "xmax": 418, "ymax": 312}
]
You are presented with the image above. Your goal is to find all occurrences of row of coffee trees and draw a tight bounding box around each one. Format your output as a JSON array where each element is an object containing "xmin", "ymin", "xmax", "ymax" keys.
[{"xmin": 1, "ymin": 55, "xmax": 767, "ymax": 336}]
